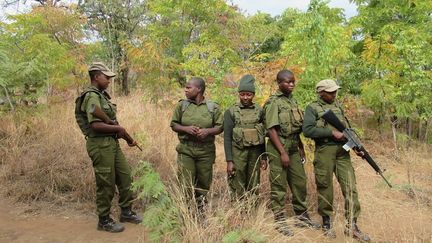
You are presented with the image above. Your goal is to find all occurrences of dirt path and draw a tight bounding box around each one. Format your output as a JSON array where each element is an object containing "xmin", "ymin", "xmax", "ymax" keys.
[{"xmin": 0, "ymin": 199, "xmax": 147, "ymax": 243}]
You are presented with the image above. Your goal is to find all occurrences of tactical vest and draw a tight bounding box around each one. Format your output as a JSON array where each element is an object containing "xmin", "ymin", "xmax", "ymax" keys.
[
  {"xmin": 75, "ymin": 87, "xmax": 116, "ymax": 137},
  {"xmin": 310, "ymin": 100, "xmax": 347, "ymax": 130},
  {"xmin": 230, "ymin": 104, "xmax": 265, "ymax": 148},
  {"xmin": 264, "ymin": 95, "xmax": 303, "ymax": 137}
]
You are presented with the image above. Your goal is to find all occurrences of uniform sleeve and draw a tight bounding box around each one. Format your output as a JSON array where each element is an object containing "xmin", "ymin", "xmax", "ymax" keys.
[
  {"xmin": 259, "ymin": 106, "xmax": 265, "ymax": 122},
  {"xmin": 223, "ymin": 108, "xmax": 234, "ymax": 162},
  {"xmin": 264, "ymin": 100, "xmax": 280, "ymax": 129},
  {"xmin": 212, "ymin": 104, "xmax": 223, "ymax": 130},
  {"xmin": 170, "ymin": 102, "xmax": 183, "ymax": 127},
  {"xmin": 81, "ymin": 92, "xmax": 103, "ymax": 124},
  {"xmin": 257, "ymin": 106, "xmax": 267, "ymax": 159},
  {"xmin": 302, "ymin": 105, "xmax": 333, "ymax": 138},
  {"xmin": 258, "ymin": 106, "xmax": 267, "ymax": 159}
]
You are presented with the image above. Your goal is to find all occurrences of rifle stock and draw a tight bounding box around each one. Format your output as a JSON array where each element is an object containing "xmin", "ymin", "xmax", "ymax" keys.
[
  {"xmin": 321, "ymin": 109, "xmax": 392, "ymax": 188},
  {"xmin": 90, "ymin": 104, "xmax": 142, "ymax": 151}
]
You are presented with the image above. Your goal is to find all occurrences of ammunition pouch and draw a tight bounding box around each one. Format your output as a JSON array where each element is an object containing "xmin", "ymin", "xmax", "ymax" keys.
[{"xmin": 233, "ymin": 124, "xmax": 265, "ymax": 149}]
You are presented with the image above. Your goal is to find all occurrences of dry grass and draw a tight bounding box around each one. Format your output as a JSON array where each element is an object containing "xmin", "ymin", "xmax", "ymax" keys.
[{"xmin": 0, "ymin": 91, "xmax": 431, "ymax": 242}]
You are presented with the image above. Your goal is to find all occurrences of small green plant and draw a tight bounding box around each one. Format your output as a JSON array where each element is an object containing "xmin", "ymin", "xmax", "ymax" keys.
[
  {"xmin": 132, "ymin": 160, "xmax": 181, "ymax": 242},
  {"xmin": 222, "ymin": 229, "xmax": 266, "ymax": 243}
]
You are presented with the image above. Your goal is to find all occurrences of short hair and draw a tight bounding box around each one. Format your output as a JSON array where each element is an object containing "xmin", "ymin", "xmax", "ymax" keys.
[
  {"xmin": 190, "ymin": 77, "xmax": 206, "ymax": 94},
  {"xmin": 89, "ymin": 70, "xmax": 103, "ymax": 81},
  {"xmin": 276, "ymin": 70, "xmax": 294, "ymax": 83}
]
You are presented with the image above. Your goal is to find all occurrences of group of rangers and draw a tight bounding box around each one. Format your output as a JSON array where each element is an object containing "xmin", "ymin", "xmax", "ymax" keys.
[{"xmin": 77, "ymin": 62, "xmax": 370, "ymax": 241}]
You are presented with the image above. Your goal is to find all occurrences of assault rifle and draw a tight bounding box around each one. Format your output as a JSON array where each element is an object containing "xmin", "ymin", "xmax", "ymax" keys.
[
  {"xmin": 89, "ymin": 104, "xmax": 142, "ymax": 151},
  {"xmin": 322, "ymin": 109, "xmax": 392, "ymax": 188}
]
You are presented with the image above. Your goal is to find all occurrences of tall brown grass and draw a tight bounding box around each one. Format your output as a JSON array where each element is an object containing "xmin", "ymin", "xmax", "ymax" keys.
[{"xmin": 0, "ymin": 91, "xmax": 431, "ymax": 242}]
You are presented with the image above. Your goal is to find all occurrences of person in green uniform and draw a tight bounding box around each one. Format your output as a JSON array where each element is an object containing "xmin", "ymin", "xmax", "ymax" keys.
[
  {"xmin": 170, "ymin": 77, "xmax": 223, "ymax": 212},
  {"xmin": 223, "ymin": 74, "xmax": 267, "ymax": 200},
  {"xmin": 263, "ymin": 70, "xmax": 320, "ymax": 236},
  {"xmin": 303, "ymin": 79, "xmax": 370, "ymax": 241},
  {"xmin": 75, "ymin": 62, "xmax": 142, "ymax": 233}
]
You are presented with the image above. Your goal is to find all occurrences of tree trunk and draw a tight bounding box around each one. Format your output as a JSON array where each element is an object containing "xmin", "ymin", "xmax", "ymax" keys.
[
  {"xmin": 2, "ymin": 85, "xmax": 14, "ymax": 111},
  {"xmin": 408, "ymin": 118, "xmax": 412, "ymax": 138},
  {"xmin": 390, "ymin": 116, "xmax": 399, "ymax": 162},
  {"xmin": 407, "ymin": 118, "xmax": 413, "ymax": 147},
  {"xmin": 425, "ymin": 119, "xmax": 430, "ymax": 143},
  {"xmin": 120, "ymin": 64, "xmax": 129, "ymax": 96},
  {"xmin": 109, "ymin": 61, "xmax": 116, "ymax": 97},
  {"xmin": 418, "ymin": 119, "xmax": 423, "ymax": 141}
]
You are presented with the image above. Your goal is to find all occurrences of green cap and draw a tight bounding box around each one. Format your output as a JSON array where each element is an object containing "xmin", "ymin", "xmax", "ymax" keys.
[
  {"xmin": 238, "ymin": 74, "xmax": 256, "ymax": 93},
  {"xmin": 88, "ymin": 62, "xmax": 116, "ymax": 77}
]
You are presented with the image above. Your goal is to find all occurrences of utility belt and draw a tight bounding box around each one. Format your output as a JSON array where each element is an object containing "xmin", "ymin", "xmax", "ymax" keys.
[
  {"xmin": 180, "ymin": 139, "xmax": 214, "ymax": 147},
  {"xmin": 279, "ymin": 132, "xmax": 300, "ymax": 140},
  {"xmin": 85, "ymin": 134, "xmax": 118, "ymax": 140},
  {"xmin": 314, "ymin": 138, "xmax": 344, "ymax": 146},
  {"xmin": 277, "ymin": 133, "xmax": 300, "ymax": 148}
]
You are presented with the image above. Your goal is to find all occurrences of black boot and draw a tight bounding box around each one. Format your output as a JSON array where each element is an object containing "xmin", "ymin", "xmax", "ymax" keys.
[
  {"xmin": 322, "ymin": 216, "xmax": 336, "ymax": 238},
  {"xmin": 345, "ymin": 219, "xmax": 371, "ymax": 242},
  {"xmin": 120, "ymin": 207, "xmax": 142, "ymax": 224},
  {"xmin": 294, "ymin": 211, "xmax": 321, "ymax": 230},
  {"xmin": 98, "ymin": 216, "xmax": 125, "ymax": 233},
  {"xmin": 274, "ymin": 212, "xmax": 294, "ymax": 237}
]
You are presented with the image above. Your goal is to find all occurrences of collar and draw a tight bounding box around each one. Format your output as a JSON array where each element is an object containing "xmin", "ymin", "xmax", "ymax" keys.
[
  {"xmin": 317, "ymin": 97, "xmax": 334, "ymax": 105},
  {"xmin": 237, "ymin": 102, "xmax": 255, "ymax": 109},
  {"xmin": 275, "ymin": 90, "xmax": 292, "ymax": 98},
  {"xmin": 88, "ymin": 86, "xmax": 111, "ymax": 99},
  {"xmin": 187, "ymin": 97, "xmax": 207, "ymax": 105},
  {"xmin": 88, "ymin": 85, "xmax": 101, "ymax": 92}
]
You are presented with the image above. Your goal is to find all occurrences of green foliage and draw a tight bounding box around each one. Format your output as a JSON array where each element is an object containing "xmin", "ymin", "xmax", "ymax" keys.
[
  {"xmin": 0, "ymin": 49, "xmax": 12, "ymax": 87},
  {"xmin": 207, "ymin": 75, "xmax": 237, "ymax": 110},
  {"xmin": 280, "ymin": 0, "xmax": 353, "ymax": 106},
  {"xmin": 0, "ymin": 5, "xmax": 86, "ymax": 106},
  {"xmin": 222, "ymin": 229, "xmax": 266, "ymax": 243},
  {"xmin": 352, "ymin": 0, "xmax": 432, "ymax": 127},
  {"xmin": 240, "ymin": 13, "xmax": 280, "ymax": 59},
  {"xmin": 81, "ymin": 0, "xmax": 148, "ymax": 95},
  {"xmin": 146, "ymin": 0, "xmax": 281, "ymax": 99},
  {"xmin": 145, "ymin": 0, "xmax": 239, "ymax": 104},
  {"xmin": 1, "ymin": 0, "xmax": 431, "ymax": 142},
  {"xmin": 132, "ymin": 160, "xmax": 181, "ymax": 242}
]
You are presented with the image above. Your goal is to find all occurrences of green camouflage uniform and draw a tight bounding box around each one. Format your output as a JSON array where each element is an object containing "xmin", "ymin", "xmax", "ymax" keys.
[
  {"xmin": 170, "ymin": 99, "xmax": 223, "ymax": 203},
  {"xmin": 303, "ymin": 97, "xmax": 360, "ymax": 220},
  {"xmin": 79, "ymin": 86, "xmax": 134, "ymax": 218},
  {"xmin": 223, "ymin": 103, "xmax": 266, "ymax": 198},
  {"xmin": 263, "ymin": 90, "xmax": 308, "ymax": 215}
]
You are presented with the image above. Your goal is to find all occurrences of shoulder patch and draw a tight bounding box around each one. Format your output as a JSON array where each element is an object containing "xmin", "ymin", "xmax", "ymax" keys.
[
  {"xmin": 181, "ymin": 100, "xmax": 190, "ymax": 112},
  {"xmin": 206, "ymin": 100, "xmax": 217, "ymax": 113}
]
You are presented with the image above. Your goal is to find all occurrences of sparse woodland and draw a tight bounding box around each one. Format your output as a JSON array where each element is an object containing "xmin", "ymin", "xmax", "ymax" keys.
[{"xmin": 0, "ymin": 0, "xmax": 431, "ymax": 242}]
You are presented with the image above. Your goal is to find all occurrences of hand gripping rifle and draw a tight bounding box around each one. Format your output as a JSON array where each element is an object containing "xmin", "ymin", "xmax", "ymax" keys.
[
  {"xmin": 322, "ymin": 109, "xmax": 392, "ymax": 188},
  {"xmin": 89, "ymin": 104, "xmax": 142, "ymax": 151}
]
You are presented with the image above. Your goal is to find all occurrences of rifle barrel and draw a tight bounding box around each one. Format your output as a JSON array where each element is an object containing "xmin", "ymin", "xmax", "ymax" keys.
[
  {"xmin": 136, "ymin": 144, "xmax": 143, "ymax": 151},
  {"xmin": 379, "ymin": 172, "xmax": 393, "ymax": 188}
]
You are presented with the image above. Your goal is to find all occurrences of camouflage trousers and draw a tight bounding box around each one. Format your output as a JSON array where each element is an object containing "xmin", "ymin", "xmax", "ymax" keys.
[
  {"xmin": 313, "ymin": 144, "xmax": 361, "ymax": 220},
  {"xmin": 86, "ymin": 136, "xmax": 134, "ymax": 217}
]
